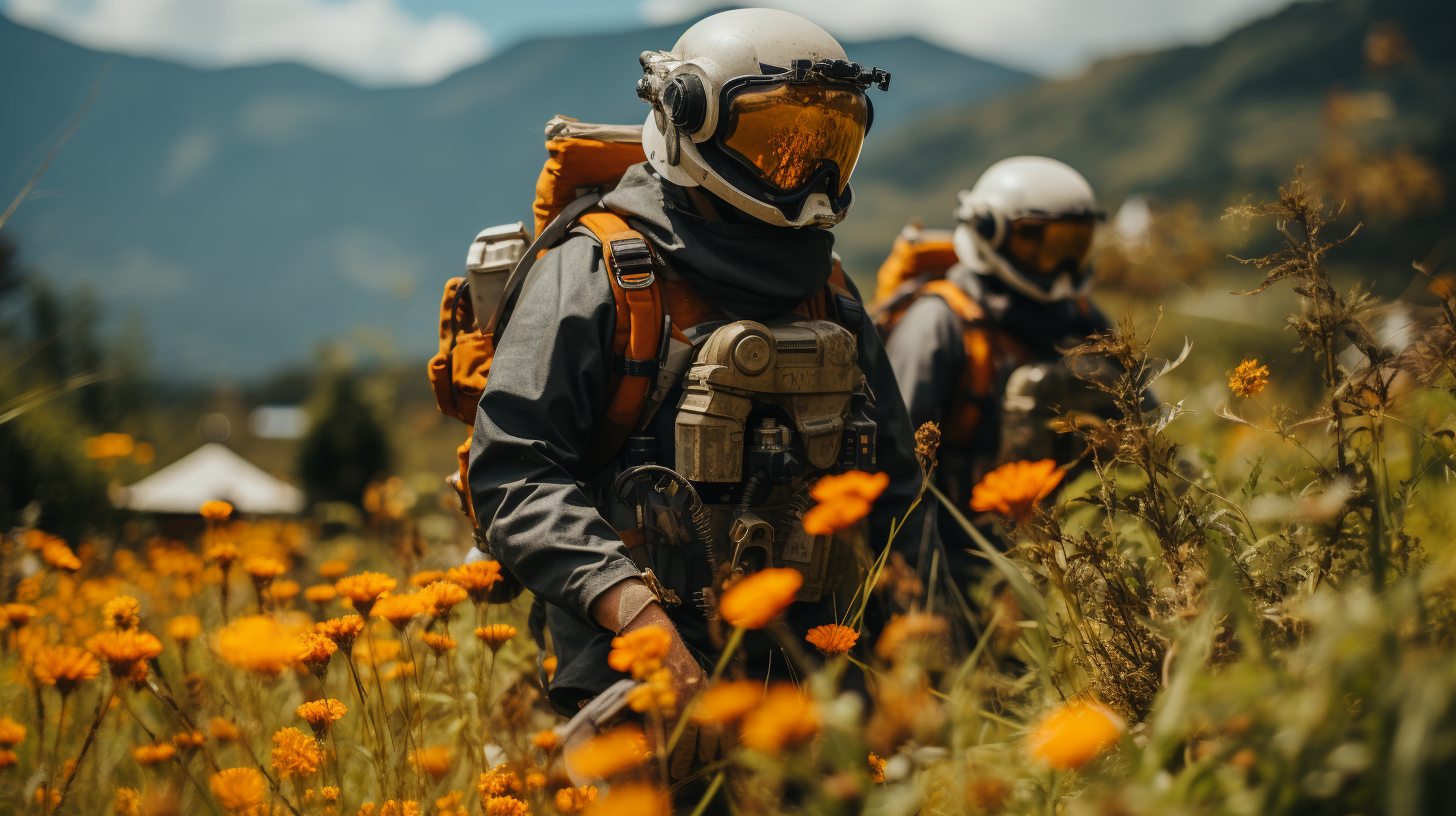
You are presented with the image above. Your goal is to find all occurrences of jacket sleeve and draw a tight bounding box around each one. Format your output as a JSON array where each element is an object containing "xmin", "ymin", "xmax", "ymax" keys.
[
  {"xmin": 884, "ymin": 295, "xmax": 966, "ymax": 431},
  {"xmin": 467, "ymin": 236, "xmax": 642, "ymax": 627}
]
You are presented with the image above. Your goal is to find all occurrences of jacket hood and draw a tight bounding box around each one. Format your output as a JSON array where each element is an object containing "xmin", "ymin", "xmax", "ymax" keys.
[{"xmin": 600, "ymin": 163, "xmax": 835, "ymax": 321}]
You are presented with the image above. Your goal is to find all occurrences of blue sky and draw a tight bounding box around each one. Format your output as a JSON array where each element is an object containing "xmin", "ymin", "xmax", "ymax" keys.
[{"xmin": 3, "ymin": 0, "xmax": 1302, "ymax": 86}]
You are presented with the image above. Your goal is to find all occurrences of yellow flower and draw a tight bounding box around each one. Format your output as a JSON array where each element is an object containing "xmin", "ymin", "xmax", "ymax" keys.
[
  {"xmin": 554, "ymin": 786, "xmax": 598, "ymax": 814},
  {"xmin": 209, "ymin": 718, "xmax": 242, "ymax": 743},
  {"xmin": 371, "ymin": 592, "xmax": 422, "ymax": 630},
  {"xmin": 166, "ymin": 615, "xmax": 202, "ymax": 643},
  {"xmin": 474, "ymin": 624, "xmax": 516, "ymax": 653},
  {"xmin": 483, "ymin": 797, "xmax": 529, "ymax": 816},
  {"xmin": 477, "ymin": 764, "xmax": 522, "ymax": 797},
  {"xmin": 132, "ymin": 742, "xmax": 177, "ymax": 765},
  {"xmin": 691, "ymin": 680, "xmax": 763, "ymax": 725},
  {"xmin": 740, "ymin": 683, "xmax": 820, "ymax": 753},
  {"xmin": 304, "ymin": 584, "xmax": 337, "ymax": 605},
  {"xmin": 113, "ymin": 787, "xmax": 141, "ymax": 816},
  {"xmin": 316, "ymin": 615, "xmax": 366, "ymax": 652},
  {"xmin": 564, "ymin": 725, "xmax": 651, "ymax": 779},
  {"xmin": 969, "ymin": 459, "xmax": 1064, "ymax": 524},
  {"xmin": 216, "ymin": 616, "xmax": 302, "ymax": 677},
  {"xmin": 86, "ymin": 629, "xmax": 163, "ymax": 677},
  {"xmin": 321, "ymin": 787, "xmax": 340, "ymax": 803},
  {"xmin": 718, "ymin": 568, "xmax": 802, "ymax": 629},
  {"xmin": 200, "ymin": 501, "xmax": 234, "ymax": 520},
  {"xmin": 408, "ymin": 570, "xmax": 445, "ymax": 587},
  {"xmin": 1026, "ymin": 699, "xmax": 1125, "ymax": 770},
  {"xmin": 875, "ymin": 611, "xmax": 950, "ymax": 661},
  {"xmin": 421, "ymin": 632, "xmax": 457, "ymax": 655},
  {"xmin": 868, "ymin": 752, "xmax": 886, "ymax": 784},
  {"xmin": 805, "ymin": 623, "xmax": 859, "ymax": 657},
  {"xmin": 446, "ymin": 560, "xmax": 503, "ymax": 604},
  {"xmin": 582, "ymin": 783, "xmax": 669, "ymax": 816},
  {"xmin": 103, "ymin": 596, "xmax": 141, "ymax": 630},
  {"xmin": 625, "ymin": 668, "xmax": 676, "ymax": 714},
  {"xmin": 411, "ymin": 745, "xmax": 454, "ymax": 781},
  {"xmin": 296, "ymin": 632, "xmax": 338, "ymax": 678},
  {"xmin": 335, "ymin": 572, "xmax": 397, "ymax": 616},
  {"xmin": 210, "ymin": 767, "xmax": 266, "ymax": 815},
  {"xmin": 296, "ymin": 699, "xmax": 347, "ymax": 735},
  {"xmin": 271, "ymin": 727, "xmax": 322, "ymax": 778},
  {"xmin": 1228, "ymin": 358, "xmax": 1270, "ymax": 398},
  {"xmin": 421, "ymin": 581, "xmax": 468, "ymax": 620},
  {"xmin": 33, "ymin": 645, "xmax": 101, "ymax": 694},
  {"xmin": 317, "ymin": 559, "xmax": 351, "ymax": 580},
  {"xmin": 0, "ymin": 717, "xmax": 27, "ymax": 747},
  {"xmin": 607, "ymin": 625, "xmax": 671, "ymax": 678},
  {"xmin": 41, "ymin": 537, "xmax": 82, "ymax": 571},
  {"xmin": 802, "ymin": 470, "xmax": 889, "ymax": 535},
  {"xmin": 531, "ymin": 729, "xmax": 560, "ymax": 751}
]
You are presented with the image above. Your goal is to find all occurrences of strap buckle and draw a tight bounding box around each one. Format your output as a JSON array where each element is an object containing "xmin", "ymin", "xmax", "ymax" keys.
[{"xmin": 608, "ymin": 237, "xmax": 657, "ymax": 289}]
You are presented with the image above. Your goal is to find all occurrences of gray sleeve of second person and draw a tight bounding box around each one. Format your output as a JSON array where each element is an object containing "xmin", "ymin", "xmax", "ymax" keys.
[
  {"xmin": 467, "ymin": 236, "xmax": 641, "ymax": 627},
  {"xmin": 884, "ymin": 295, "xmax": 966, "ymax": 431}
]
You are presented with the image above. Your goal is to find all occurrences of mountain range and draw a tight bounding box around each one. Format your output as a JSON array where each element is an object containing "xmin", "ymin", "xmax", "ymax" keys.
[{"xmin": 3, "ymin": 0, "xmax": 1453, "ymax": 379}]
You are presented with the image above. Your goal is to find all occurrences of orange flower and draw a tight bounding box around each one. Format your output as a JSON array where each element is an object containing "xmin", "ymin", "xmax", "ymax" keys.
[
  {"xmin": 206, "ymin": 542, "xmax": 239, "ymax": 568},
  {"xmin": 41, "ymin": 537, "xmax": 81, "ymax": 571},
  {"xmin": 317, "ymin": 559, "xmax": 351, "ymax": 580},
  {"xmin": 295, "ymin": 632, "xmax": 338, "ymax": 678},
  {"xmin": 411, "ymin": 745, "xmax": 454, "ymax": 781},
  {"xmin": 805, "ymin": 623, "xmax": 858, "ymax": 657},
  {"xmin": 132, "ymin": 742, "xmax": 177, "ymax": 765},
  {"xmin": 316, "ymin": 615, "xmax": 366, "ymax": 652},
  {"xmin": 446, "ymin": 561, "xmax": 503, "ymax": 604},
  {"xmin": 607, "ymin": 625, "xmax": 671, "ymax": 678},
  {"xmin": 371, "ymin": 592, "xmax": 422, "ymax": 630},
  {"xmin": 477, "ymin": 764, "xmax": 522, "ymax": 797},
  {"xmin": 303, "ymin": 584, "xmax": 337, "ymax": 605},
  {"xmin": 1228, "ymin": 358, "xmax": 1270, "ymax": 398},
  {"xmin": 270, "ymin": 727, "xmax": 322, "ymax": 778},
  {"xmin": 296, "ymin": 699, "xmax": 347, "ymax": 735},
  {"xmin": 267, "ymin": 580, "xmax": 301, "ymax": 603},
  {"xmin": 420, "ymin": 581, "xmax": 467, "ymax": 620},
  {"xmin": 875, "ymin": 611, "xmax": 949, "ymax": 661},
  {"xmin": 0, "ymin": 717, "xmax": 26, "ymax": 747},
  {"xmin": 409, "ymin": 570, "xmax": 445, "ymax": 587},
  {"xmin": 532, "ymin": 730, "xmax": 560, "ymax": 751},
  {"xmin": 113, "ymin": 787, "xmax": 140, "ymax": 816},
  {"xmin": 802, "ymin": 470, "xmax": 889, "ymax": 535},
  {"xmin": 583, "ymin": 783, "xmax": 669, "ymax": 816},
  {"xmin": 33, "ymin": 645, "xmax": 101, "ymax": 694},
  {"xmin": 3, "ymin": 603, "xmax": 37, "ymax": 627},
  {"xmin": 1026, "ymin": 699, "xmax": 1126, "ymax": 770},
  {"xmin": 174, "ymin": 731, "xmax": 207, "ymax": 750},
  {"xmin": 718, "ymin": 568, "xmax": 802, "ymax": 629},
  {"xmin": 335, "ymin": 572, "xmax": 397, "ymax": 616},
  {"xmin": 0, "ymin": 749, "xmax": 17, "ymax": 769},
  {"xmin": 216, "ymin": 616, "xmax": 302, "ymax": 677},
  {"xmin": 625, "ymin": 668, "xmax": 676, "ymax": 714},
  {"xmin": 421, "ymin": 632, "xmax": 457, "ymax": 655},
  {"xmin": 554, "ymin": 786, "xmax": 598, "ymax": 814},
  {"xmin": 103, "ymin": 596, "xmax": 142, "ymax": 630},
  {"xmin": 565, "ymin": 724, "xmax": 652, "ymax": 779},
  {"xmin": 209, "ymin": 718, "xmax": 241, "ymax": 743},
  {"xmin": 210, "ymin": 767, "xmax": 265, "ymax": 815},
  {"xmin": 969, "ymin": 459, "xmax": 1064, "ymax": 523},
  {"xmin": 868, "ymin": 752, "xmax": 886, "ymax": 784},
  {"xmin": 166, "ymin": 615, "xmax": 202, "ymax": 643},
  {"xmin": 86, "ymin": 630, "xmax": 163, "ymax": 676},
  {"xmin": 474, "ymin": 624, "xmax": 516, "ymax": 653},
  {"xmin": 200, "ymin": 500, "xmax": 234, "ymax": 520},
  {"xmin": 740, "ymin": 683, "xmax": 820, "ymax": 753},
  {"xmin": 483, "ymin": 797, "xmax": 529, "ymax": 816},
  {"xmin": 542, "ymin": 655, "xmax": 557, "ymax": 681},
  {"xmin": 691, "ymin": 680, "xmax": 762, "ymax": 725},
  {"xmin": 244, "ymin": 557, "xmax": 286, "ymax": 582}
]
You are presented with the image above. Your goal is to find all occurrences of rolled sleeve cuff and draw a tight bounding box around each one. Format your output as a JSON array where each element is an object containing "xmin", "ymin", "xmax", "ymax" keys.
[{"xmin": 573, "ymin": 556, "xmax": 644, "ymax": 631}]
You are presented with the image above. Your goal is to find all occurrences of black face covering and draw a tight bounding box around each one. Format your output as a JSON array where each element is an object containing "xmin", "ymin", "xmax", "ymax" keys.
[
  {"xmin": 600, "ymin": 164, "xmax": 835, "ymax": 321},
  {"xmin": 978, "ymin": 273, "xmax": 1104, "ymax": 358}
]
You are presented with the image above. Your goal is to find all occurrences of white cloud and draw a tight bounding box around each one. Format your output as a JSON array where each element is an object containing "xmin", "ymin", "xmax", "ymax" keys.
[
  {"xmin": 6, "ymin": 0, "xmax": 491, "ymax": 86},
  {"xmin": 638, "ymin": 0, "xmax": 1299, "ymax": 76}
]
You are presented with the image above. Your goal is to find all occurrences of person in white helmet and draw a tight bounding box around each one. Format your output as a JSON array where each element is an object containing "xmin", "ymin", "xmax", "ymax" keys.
[
  {"xmin": 882, "ymin": 157, "xmax": 1114, "ymax": 583},
  {"xmin": 465, "ymin": 8, "xmax": 925, "ymax": 792}
]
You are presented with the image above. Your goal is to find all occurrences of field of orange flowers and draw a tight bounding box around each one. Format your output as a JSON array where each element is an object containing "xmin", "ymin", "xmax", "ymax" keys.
[{"xmin": 5, "ymin": 172, "xmax": 1456, "ymax": 816}]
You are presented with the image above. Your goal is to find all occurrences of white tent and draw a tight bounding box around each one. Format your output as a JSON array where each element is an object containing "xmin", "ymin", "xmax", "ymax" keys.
[{"xmin": 117, "ymin": 443, "xmax": 305, "ymax": 515}]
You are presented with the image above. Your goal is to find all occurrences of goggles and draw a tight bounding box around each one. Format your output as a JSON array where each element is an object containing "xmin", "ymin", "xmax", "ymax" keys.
[
  {"xmin": 718, "ymin": 79, "xmax": 868, "ymax": 196},
  {"xmin": 1002, "ymin": 217, "xmax": 1096, "ymax": 276}
]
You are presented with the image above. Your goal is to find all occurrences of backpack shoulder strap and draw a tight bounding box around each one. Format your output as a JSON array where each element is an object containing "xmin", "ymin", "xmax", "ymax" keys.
[
  {"xmin": 919, "ymin": 278, "xmax": 984, "ymax": 324},
  {"xmin": 575, "ymin": 209, "xmax": 669, "ymax": 475}
]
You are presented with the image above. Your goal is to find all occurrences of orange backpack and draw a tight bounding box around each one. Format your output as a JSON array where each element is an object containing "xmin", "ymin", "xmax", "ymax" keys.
[{"xmin": 428, "ymin": 118, "xmax": 858, "ymax": 522}]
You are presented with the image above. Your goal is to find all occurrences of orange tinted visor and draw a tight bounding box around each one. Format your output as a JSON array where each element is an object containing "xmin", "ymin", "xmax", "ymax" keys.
[
  {"xmin": 719, "ymin": 81, "xmax": 867, "ymax": 195},
  {"xmin": 1004, "ymin": 218, "xmax": 1096, "ymax": 275}
]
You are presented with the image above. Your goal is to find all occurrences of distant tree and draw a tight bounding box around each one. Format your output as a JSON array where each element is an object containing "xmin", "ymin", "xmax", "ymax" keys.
[{"xmin": 298, "ymin": 373, "xmax": 390, "ymax": 508}]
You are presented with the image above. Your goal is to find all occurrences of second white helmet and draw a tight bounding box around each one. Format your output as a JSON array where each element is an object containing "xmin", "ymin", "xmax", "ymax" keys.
[
  {"xmin": 953, "ymin": 156, "xmax": 1104, "ymax": 303},
  {"xmin": 636, "ymin": 9, "xmax": 891, "ymax": 228}
]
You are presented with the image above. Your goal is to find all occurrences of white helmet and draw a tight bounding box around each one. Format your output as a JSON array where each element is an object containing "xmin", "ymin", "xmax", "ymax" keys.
[
  {"xmin": 952, "ymin": 156, "xmax": 1104, "ymax": 303},
  {"xmin": 636, "ymin": 9, "xmax": 891, "ymax": 228}
]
